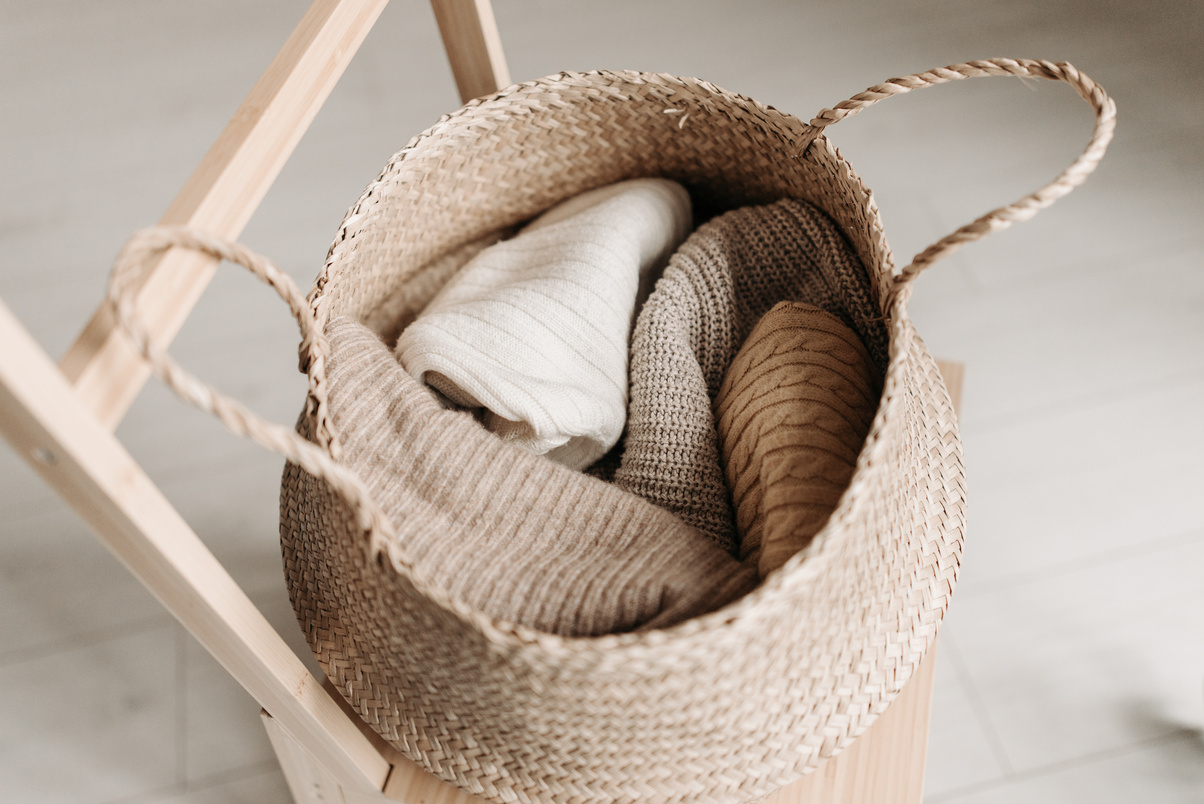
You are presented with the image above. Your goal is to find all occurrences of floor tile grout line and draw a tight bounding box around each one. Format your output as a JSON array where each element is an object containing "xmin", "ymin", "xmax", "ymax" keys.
[
  {"xmin": 938, "ymin": 628, "xmax": 1016, "ymax": 777},
  {"xmin": 952, "ymin": 524, "xmax": 1204, "ymax": 601},
  {"xmin": 0, "ymin": 613, "xmax": 174, "ymax": 669},
  {"xmin": 176, "ymin": 624, "xmax": 189, "ymax": 788},
  {"xmin": 0, "ymin": 442, "xmax": 281, "ymax": 529},
  {"xmin": 929, "ymin": 109, "xmax": 1202, "ymax": 188},
  {"xmin": 0, "ymin": 580, "xmax": 294, "ymax": 670},
  {"xmin": 1, "ymin": 209, "xmax": 351, "ymax": 299},
  {"xmin": 97, "ymin": 759, "xmax": 284, "ymax": 804},
  {"xmin": 962, "ymin": 364, "xmax": 1204, "ymax": 436},
  {"xmin": 959, "ymin": 232, "xmax": 1203, "ymax": 300},
  {"xmin": 1087, "ymin": 113, "xmax": 1204, "ymax": 155},
  {"xmin": 924, "ymin": 728, "xmax": 1201, "ymax": 803}
]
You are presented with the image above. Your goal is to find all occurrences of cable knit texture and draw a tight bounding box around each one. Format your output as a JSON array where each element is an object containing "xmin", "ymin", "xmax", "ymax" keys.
[
  {"xmin": 611, "ymin": 198, "xmax": 888, "ymax": 553},
  {"xmin": 394, "ymin": 179, "xmax": 692, "ymax": 470},
  {"xmin": 715, "ymin": 302, "xmax": 883, "ymax": 577},
  {"xmin": 323, "ymin": 315, "xmax": 758, "ymax": 636}
]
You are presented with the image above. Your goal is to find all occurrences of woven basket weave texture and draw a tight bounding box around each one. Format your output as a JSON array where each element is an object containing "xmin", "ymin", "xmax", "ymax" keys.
[{"xmin": 281, "ymin": 70, "xmax": 965, "ymax": 803}]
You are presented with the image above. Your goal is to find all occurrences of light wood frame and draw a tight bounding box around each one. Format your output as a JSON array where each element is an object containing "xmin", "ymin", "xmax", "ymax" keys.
[{"xmin": 0, "ymin": 1, "xmax": 957, "ymax": 800}]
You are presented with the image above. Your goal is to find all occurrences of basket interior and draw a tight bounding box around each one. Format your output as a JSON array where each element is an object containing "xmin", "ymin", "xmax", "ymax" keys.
[{"xmin": 314, "ymin": 72, "xmax": 896, "ymax": 347}]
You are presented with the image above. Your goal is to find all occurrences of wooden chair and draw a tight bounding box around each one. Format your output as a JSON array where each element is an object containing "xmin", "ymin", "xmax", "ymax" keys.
[{"xmin": 0, "ymin": 1, "xmax": 961, "ymax": 800}]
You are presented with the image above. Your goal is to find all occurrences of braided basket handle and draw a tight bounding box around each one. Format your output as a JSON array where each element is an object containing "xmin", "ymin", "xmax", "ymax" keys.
[
  {"xmin": 808, "ymin": 58, "xmax": 1116, "ymax": 295},
  {"xmin": 105, "ymin": 226, "xmax": 394, "ymax": 551}
]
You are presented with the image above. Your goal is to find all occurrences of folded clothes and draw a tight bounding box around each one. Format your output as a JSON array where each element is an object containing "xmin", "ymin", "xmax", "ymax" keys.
[
  {"xmin": 612, "ymin": 198, "xmax": 887, "ymax": 553},
  {"xmin": 395, "ymin": 179, "xmax": 692, "ymax": 470},
  {"xmin": 325, "ymin": 316, "xmax": 758, "ymax": 636},
  {"xmin": 364, "ymin": 230, "xmax": 511, "ymax": 346},
  {"xmin": 715, "ymin": 302, "xmax": 882, "ymax": 577}
]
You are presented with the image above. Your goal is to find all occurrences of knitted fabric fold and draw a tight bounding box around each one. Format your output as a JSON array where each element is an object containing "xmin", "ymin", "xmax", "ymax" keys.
[
  {"xmin": 612, "ymin": 199, "xmax": 887, "ymax": 553},
  {"xmin": 324, "ymin": 315, "xmax": 758, "ymax": 637},
  {"xmin": 715, "ymin": 302, "xmax": 883, "ymax": 577},
  {"xmin": 395, "ymin": 179, "xmax": 692, "ymax": 470}
]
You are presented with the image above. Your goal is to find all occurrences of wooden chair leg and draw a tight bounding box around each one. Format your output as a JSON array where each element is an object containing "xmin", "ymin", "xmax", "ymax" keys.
[
  {"xmin": 264, "ymin": 710, "xmax": 353, "ymax": 804},
  {"xmin": 764, "ymin": 641, "xmax": 939, "ymax": 804},
  {"xmin": 429, "ymin": 0, "xmax": 510, "ymax": 103}
]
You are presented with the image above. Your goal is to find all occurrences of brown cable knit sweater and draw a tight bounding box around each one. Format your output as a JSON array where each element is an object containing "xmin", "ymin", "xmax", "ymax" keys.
[{"xmin": 715, "ymin": 302, "xmax": 883, "ymax": 577}]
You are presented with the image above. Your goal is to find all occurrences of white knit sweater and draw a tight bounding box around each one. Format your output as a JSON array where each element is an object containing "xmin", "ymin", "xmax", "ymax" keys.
[{"xmin": 395, "ymin": 178, "xmax": 692, "ymax": 469}]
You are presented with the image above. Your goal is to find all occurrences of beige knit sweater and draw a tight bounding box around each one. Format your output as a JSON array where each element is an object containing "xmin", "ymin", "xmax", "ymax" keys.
[
  {"xmin": 610, "ymin": 199, "xmax": 887, "ymax": 553},
  {"xmin": 321, "ymin": 315, "xmax": 758, "ymax": 637}
]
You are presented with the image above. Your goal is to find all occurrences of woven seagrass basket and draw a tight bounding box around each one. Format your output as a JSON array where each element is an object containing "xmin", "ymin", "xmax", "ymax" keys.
[{"xmin": 105, "ymin": 59, "xmax": 1114, "ymax": 804}]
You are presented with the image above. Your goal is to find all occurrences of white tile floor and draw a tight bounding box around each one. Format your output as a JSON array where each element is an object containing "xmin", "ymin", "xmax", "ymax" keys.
[{"xmin": 1, "ymin": 1, "xmax": 1202, "ymax": 802}]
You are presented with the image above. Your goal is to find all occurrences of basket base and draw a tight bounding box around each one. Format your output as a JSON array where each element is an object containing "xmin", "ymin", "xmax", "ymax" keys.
[
  {"xmin": 263, "ymin": 641, "xmax": 939, "ymax": 804},
  {"xmin": 268, "ymin": 356, "xmax": 962, "ymax": 803},
  {"xmin": 273, "ymin": 347, "xmax": 961, "ymax": 803}
]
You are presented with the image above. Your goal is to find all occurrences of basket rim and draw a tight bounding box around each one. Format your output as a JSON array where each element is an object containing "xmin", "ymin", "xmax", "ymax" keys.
[{"xmin": 303, "ymin": 69, "xmax": 956, "ymax": 655}]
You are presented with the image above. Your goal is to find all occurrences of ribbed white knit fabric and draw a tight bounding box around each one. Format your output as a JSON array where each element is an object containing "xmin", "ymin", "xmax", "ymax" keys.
[{"xmin": 395, "ymin": 178, "xmax": 693, "ymax": 469}]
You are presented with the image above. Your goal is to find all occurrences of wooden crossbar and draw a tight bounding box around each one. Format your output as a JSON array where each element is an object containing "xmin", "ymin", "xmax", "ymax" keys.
[
  {"xmin": 59, "ymin": 0, "xmax": 391, "ymax": 431},
  {"xmin": 0, "ymin": 297, "xmax": 390, "ymax": 792}
]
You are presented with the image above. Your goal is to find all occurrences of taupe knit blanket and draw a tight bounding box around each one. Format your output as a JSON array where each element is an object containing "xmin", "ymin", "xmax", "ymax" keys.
[
  {"xmin": 321, "ymin": 316, "xmax": 758, "ymax": 637},
  {"xmin": 608, "ymin": 198, "xmax": 888, "ymax": 553},
  {"xmin": 715, "ymin": 302, "xmax": 883, "ymax": 577}
]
